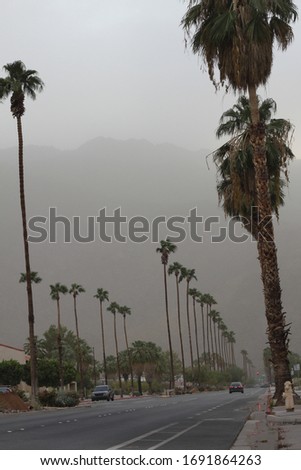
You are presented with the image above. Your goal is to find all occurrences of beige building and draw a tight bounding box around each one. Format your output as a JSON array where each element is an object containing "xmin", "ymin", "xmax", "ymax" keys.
[{"xmin": 0, "ymin": 343, "xmax": 29, "ymax": 364}]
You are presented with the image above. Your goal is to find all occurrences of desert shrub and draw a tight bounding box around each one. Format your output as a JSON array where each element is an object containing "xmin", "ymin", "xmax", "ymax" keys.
[
  {"xmin": 38, "ymin": 390, "xmax": 79, "ymax": 407},
  {"xmin": 54, "ymin": 391, "xmax": 80, "ymax": 407},
  {"xmin": 38, "ymin": 389, "xmax": 57, "ymax": 407}
]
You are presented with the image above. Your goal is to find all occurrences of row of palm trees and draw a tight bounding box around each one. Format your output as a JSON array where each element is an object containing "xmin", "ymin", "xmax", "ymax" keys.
[
  {"xmin": 157, "ymin": 239, "xmax": 237, "ymax": 390},
  {"xmin": 36, "ymin": 280, "xmax": 132, "ymax": 395}
]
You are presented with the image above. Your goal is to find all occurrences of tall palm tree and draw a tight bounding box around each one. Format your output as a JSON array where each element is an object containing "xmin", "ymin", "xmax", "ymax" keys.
[
  {"xmin": 107, "ymin": 301, "xmax": 122, "ymax": 393},
  {"xmin": 19, "ymin": 271, "xmax": 42, "ymax": 395},
  {"xmin": 227, "ymin": 330, "xmax": 236, "ymax": 367},
  {"xmin": 218, "ymin": 320, "xmax": 227, "ymax": 371},
  {"xmin": 188, "ymin": 287, "xmax": 202, "ymax": 378},
  {"xmin": 202, "ymin": 293, "xmax": 216, "ymax": 369},
  {"xmin": 50, "ymin": 283, "xmax": 68, "ymax": 389},
  {"xmin": 69, "ymin": 283, "xmax": 85, "ymax": 397},
  {"xmin": 196, "ymin": 293, "xmax": 206, "ymax": 365},
  {"xmin": 222, "ymin": 330, "xmax": 230, "ymax": 369},
  {"xmin": 94, "ymin": 288, "xmax": 109, "ymax": 383},
  {"xmin": 209, "ymin": 309, "xmax": 220, "ymax": 370},
  {"xmin": 213, "ymin": 96, "xmax": 294, "ymax": 239},
  {"xmin": 241, "ymin": 349, "xmax": 249, "ymax": 380},
  {"xmin": 0, "ymin": 61, "xmax": 44, "ymax": 404},
  {"xmin": 182, "ymin": 0, "xmax": 298, "ymax": 403},
  {"xmin": 19, "ymin": 271, "xmax": 42, "ymax": 285},
  {"xmin": 179, "ymin": 267, "xmax": 197, "ymax": 370},
  {"xmin": 156, "ymin": 239, "xmax": 177, "ymax": 389},
  {"xmin": 118, "ymin": 305, "xmax": 134, "ymax": 392},
  {"xmin": 168, "ymin": 261, "xmax": 186, "ymax": 391}
]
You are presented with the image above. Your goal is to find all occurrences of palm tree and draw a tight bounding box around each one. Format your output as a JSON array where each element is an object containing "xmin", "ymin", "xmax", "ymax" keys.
[
  {"xmin": 241, "ymin": 349, "xmax": 249, "ymax": 380},
  {"xmin": 188, "ymin": 287, "xmax": 202, "ymax": 378},
  {"xmin": 50, "ymin": 283, "xmax": 68, "ymax": 389},
  {"xmin": 69, "ymin": 283, "xmax": 85, "ymax": 397},
  {"xmin": 227, "ymin": 330, "xmax": 236, "ymax": 367},
  {"xmin": 202, "ymin": 293, "xmax": 216, "ymax": 369},
  {"xmin": 118, "ymin": 305, "xmax": 134, "ymax": 392},
  {"xmin": 213, "ymin": 96, "xmax": 294, "ymax": 239},
  {"xmin": 19, "ymin": 272, "xmax": 42, "ymax": 285},
  {"xmin": 131, "ymin": 340, "xmax": 162, "ymax": 395},
  {"xmin": 196, "ymin": 293, "xmax": 206, "ymax": 365},
  {"xmin": 182, "ymin": 0, "xmax": 298, "ymax": 403},
  {"xmin": 0, "ymin": 61, "xmax": 44, "ymax": 404},
  {"xmin": 107, "ymin": 301, "xmax": 122, "ymax": 393},
  {"xmin": 209, "ymin": 309, "xmax": 220, "ymax": 370},
  {"xmin": 19, "ymin": 271, "xmax": 42, "ymax": 394},
  {"xmin": 168, "ymin": 261, "xmax": 186, "ymax": 391},
  {"xmin": 218, "ymin": 320, "xmax": 227, "ymax": 371},
  {"xmin": 179, "ymin": 267, "xmax": 197, "ymax": 370},
  {"xmin": 94, "ymin": 288, "xmax": 109, "ymax": 383},
  {"xmin": 156, "ymin": 239, "xmax": 177, "ymax": 389}
]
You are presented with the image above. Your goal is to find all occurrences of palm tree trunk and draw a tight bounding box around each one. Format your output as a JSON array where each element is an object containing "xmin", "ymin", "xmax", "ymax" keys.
[
  {"xmin": 176, "ymin": 275, "xmax": 186, "ymax": 391},
  {"xmin": 186, "ymin": 282, "xmax": 194, "ymax": 370},
  {"xmin": 99, "ymin": 301, "xmax": 107, "ymax": 383},
  {"xmin": 200, "ymin": 304, "xmax": 206, "ymax": 366},
  {"xmin": 56, "ymin": 298, "xmax": 64, "ymax": 390},
  {"xmin": 218, "ymin": 329, "xmax": 223, "ymax": 371},
  {"xmin": 123, "ymin": 315, "xmax": 134, "ymax": 392},
  {"xmin": 209, "ymin": 313, "xmax": 215, "ymax": 370},
  {"xmin": 206, "ymin": 306, "xmax": 211, "ymax": 369},
  {"xmin": 248, "ymin": 86, "xmax": 291, "ymax": 403},
  {"xmin": 17, "ymin": 116, "xmax": 38, "ymax": 405},
  {"xmin": 213, "ymin": 323, "xmax": 219, "ymax": 371},
  {"xmin": 113, "ymin": 313, "xmax": 122, "ymax": 394},
  {"xmin": 73, "ymin": 295, "xmax": 84, "ymax": 398},
  {"xmin": 192, "ymin": 298, "xmax": 201, "ymax": 379},
  {"xmin": 163, "ymin": 264, "xmax": 175, "ymax": 388}
]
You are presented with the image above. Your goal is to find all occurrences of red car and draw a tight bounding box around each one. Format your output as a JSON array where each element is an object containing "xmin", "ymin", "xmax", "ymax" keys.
[{"xmin": 229, "ymin": 382, "xmax": 244, "ymax": 393}]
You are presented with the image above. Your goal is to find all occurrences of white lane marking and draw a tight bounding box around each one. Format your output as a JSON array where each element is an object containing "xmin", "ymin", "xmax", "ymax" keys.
[
  {"xmin": 107, "ymin": 422, "xmax": 177, "ymax": 450},
  {"xmin": 149, "ymin": 421, "xmax": 202, "ymax": 450}
]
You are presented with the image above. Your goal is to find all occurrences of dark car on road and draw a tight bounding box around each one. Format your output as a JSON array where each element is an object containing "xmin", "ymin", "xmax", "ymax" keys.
[
  {"xmin": 91, "ymin": 385, "xmax": 114, "ymax": 401},
  {"xmin": 229, "ymin": 382, "xmax": 244, "ymax": 393}
]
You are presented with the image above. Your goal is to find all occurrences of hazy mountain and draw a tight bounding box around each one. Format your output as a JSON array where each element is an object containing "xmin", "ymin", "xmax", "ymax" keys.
[{"xmin": 1, "ymin": 137, "xmax": 300, "ymax": 372}]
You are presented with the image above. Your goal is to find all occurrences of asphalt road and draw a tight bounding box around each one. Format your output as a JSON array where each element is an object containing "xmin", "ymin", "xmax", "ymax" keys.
[{"xmin": 0, "ymin": 388, "xmax": 262, "ymax": 450}]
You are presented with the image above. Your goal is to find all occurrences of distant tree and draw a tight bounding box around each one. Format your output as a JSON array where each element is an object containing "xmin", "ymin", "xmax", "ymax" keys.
[
  {"xmin": 50, "ymin": 283, "xmax": 68, "ymax": 389},
  {"xmin": 156, "ymin": 239, "xmax": 177, "ymax": 389},
  {"xmin": 118, "ymin": 305, "xmax": 134, "ymax": 391},
  {"xmin": 69, "ymin": 283, "xmax": 85, "ymax": 397},
  {"xmin": 189, "ymin": 287, "xmax": 202, "ymax": 378},
  {"xmin": 196, "ymin": 293, "xmax": 206, "ymax": 365},
  {"xmin": 202, "ymin": 293, "xmax": 217, "ymax": 369},
  {"xmin": 94, "ymin": 288, "xmax": 109, "ymax": 383},
  {"xmin": 107, "ymin": 302, "xmax": 122, "ymax": 392},
  {"xmin": 168, "ymin": 261, "xmax": 186, "ymax": 391},
  {"xmin": 131, "ymin": 340, "xmax": 162, "ymax": 395},
  {"xmin": 179, "ymin": 267, "xmax": 197, "ymax": 370}
]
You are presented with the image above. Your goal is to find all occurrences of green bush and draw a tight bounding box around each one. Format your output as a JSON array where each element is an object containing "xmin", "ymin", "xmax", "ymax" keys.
[
  {"xmin": 38, "ymin": 390, "xmax": 80, "ymax": 407},
  {"xmin": 54, "ymin": 391, "xmax": 80, "ymax": 407},
  {"xmin": 38, "ymin": 390, "xmax": 57, "ymax": 407}
]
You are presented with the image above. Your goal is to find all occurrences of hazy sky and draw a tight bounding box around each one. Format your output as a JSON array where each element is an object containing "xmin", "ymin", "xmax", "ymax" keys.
[{"xmin": 1, "ymin": 0, "xmax": 301, "ymax": 155}]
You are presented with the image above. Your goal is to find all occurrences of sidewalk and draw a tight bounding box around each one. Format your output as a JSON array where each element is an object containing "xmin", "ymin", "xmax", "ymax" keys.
[{"xmin": 232, "ymin": 390, "xmax": 301, "ymax": 450}]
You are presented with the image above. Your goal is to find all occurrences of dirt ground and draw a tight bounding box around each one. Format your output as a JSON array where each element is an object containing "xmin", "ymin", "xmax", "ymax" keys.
[{"xmin": 0, "ymin": 392, "xmax": 29, "ymax": 412}]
